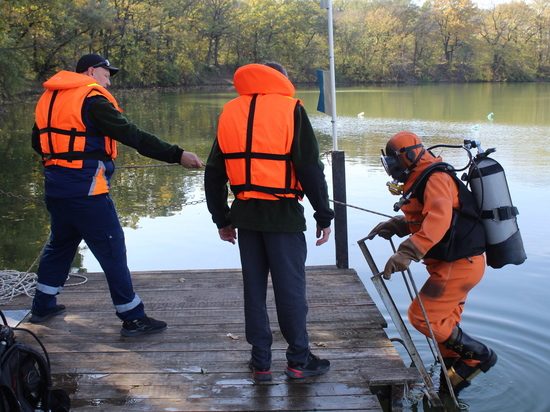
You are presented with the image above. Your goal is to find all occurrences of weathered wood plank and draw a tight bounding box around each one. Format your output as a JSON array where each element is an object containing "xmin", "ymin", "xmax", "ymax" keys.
[
  {"xmin": 45, "ymin": 292, "xmax": 376, "ymax": 309},
  {"xmin": 62, "ymin": 380, "xmax": 374, "ymax": 400},
  {"xmin": 12, "ymin": 309, "xmax": 388, "ymax": 330},
  {"xmin": 44, "ymin": 348, "xmax": 404, "ymax": 371},
  {"xmin": 69, "ymin": 395, "xmax": 382, "ymax": 412},
  {"xmin": 53, "ymin": 369, "xmax": 417, "ymax": 388},
  {"xmin": 18, "ymin": 333, "xmax": 397, "ymax": 353}
]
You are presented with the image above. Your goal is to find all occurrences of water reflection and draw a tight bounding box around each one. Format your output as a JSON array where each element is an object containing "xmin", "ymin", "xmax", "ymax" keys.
[{"xmin": 1, "ymin": 84, "xmax": 549, "ymax": 412}]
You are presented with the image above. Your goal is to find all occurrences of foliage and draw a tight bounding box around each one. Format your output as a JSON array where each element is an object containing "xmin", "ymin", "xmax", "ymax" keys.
[{"xmin": 0, "ymin": 0, "xmax": 548, "ymax": 99}]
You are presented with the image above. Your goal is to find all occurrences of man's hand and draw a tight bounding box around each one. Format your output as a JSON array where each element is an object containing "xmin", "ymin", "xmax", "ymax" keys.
[
  {"xmin": 218, "ymin": 225, "xmax": 237, "ymax": 244},
  {"xmin": 316, "ymin": 224, "xmax": 331, "ymax": 246},
  {"xmin": 180, "ymin": 151, "xmax": 204, "ymax": 169}
]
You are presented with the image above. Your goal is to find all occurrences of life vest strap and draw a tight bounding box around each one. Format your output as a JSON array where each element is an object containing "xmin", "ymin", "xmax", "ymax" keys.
[
  {"xmin": 244, "ymin": 94, "xmax": 258, "ymax": 188},
  {"xmin": 231, "ymin": 183, "xmax": 303, "ymax": 197},
  {"xmin": 222, "ymin": 152, "xmax": 291, "ymax": 160},
  {"xmin": 43, "ymin": 151, "xmax": 113, "ymax": 162},
  {"xmin": 46, "ymin": 90, "xmax": 58, "ymax": 155},
  {"xmin": 38, "ymin": 127, "xmax": 87, "ymax": 137}
]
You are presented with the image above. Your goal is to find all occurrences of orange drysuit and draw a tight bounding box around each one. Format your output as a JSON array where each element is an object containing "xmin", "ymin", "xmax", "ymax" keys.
[{"xmin": 389, "ymin": 132, "xmax": 486, "ymax": 362}]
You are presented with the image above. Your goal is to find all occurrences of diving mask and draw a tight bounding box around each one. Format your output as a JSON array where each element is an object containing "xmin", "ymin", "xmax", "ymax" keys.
[{"xmin": 380, "ymin": 151, "xmax": 408, "ymax": 182}]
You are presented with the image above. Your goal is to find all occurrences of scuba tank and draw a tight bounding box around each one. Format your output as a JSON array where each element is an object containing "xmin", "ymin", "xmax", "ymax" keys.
[{"xmin": 466, "ymin": 141, "xmax": 526, "ymax": 268}]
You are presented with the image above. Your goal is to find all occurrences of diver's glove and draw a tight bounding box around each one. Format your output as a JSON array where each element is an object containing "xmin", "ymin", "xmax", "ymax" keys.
[
  {"xmin": 383, "ymin": 238, "xmax": 424, "ymax": 279},
  {"xmin": 367, "ymin": 215, "xmax": 410, "ymax": 240}
]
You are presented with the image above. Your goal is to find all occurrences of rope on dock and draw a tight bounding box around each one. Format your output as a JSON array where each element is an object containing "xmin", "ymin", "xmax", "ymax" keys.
[
  {"xmin": 0, "ymin": 234, "xmax": 89, "ymax": 304},
  {"xmin": 0, "ymin": 270, "xmax": 37, "ymax": 304},
  {"xmin": 0, "ymin": 270, "xmax": 89, "ymax": 304}
]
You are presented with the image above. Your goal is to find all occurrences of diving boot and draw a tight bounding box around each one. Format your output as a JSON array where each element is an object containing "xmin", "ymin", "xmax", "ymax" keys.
[{"xmin": 443, "ymin": 326, "xmax": 498, "ymax": 394}]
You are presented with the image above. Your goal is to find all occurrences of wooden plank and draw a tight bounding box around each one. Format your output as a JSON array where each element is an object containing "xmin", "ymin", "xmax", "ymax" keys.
[
  {"xmin": 69, "ymin": 395, "xmax": 381, "ymax": 412},
  {"xmin": 18, "ymin": 333, "xmax": 397, "ymax": 353},
  {"xmin": 62, "ymin": 380, "xmax": 374, "ymax": 400},
  {"xmin": 53, "ymin": 369, "xmax": 414, "ymax": 387},
  {"xmin": 45, "ymin": 290, "xmax": 376, "ymax": 307},
  {"xmin": 20, "ymin": 310, "xmax": 386, "ymax": 335},
  {"xmin": 43, "ymin": 348, "xmax": 403, "ymax": 371}
]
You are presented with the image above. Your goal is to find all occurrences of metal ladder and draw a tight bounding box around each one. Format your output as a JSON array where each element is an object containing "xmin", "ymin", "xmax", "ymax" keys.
[{"xmin": 357, "ymin": 236, "xmax": 448, "ymax": 409}]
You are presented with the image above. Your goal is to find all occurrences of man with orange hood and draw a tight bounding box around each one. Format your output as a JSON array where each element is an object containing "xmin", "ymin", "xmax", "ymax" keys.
[
  {"xmin": 31, "ymin": 54, "xmax": 203, "ymax": 336},
  {"xmin": 368, "ymin": 131, "xmax": 497, "ymax": 395},
  {"xmin": 205, "ymin": 62, "xmax": 334, "ymax": 382}
]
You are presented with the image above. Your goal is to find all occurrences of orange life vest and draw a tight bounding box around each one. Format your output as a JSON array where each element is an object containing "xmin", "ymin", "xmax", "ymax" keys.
[
  {"xmin": 217, "ymin": 64, "xmax": 303, "ymax": 200},
  {"xmin": 35, "ymin": 70, "xmax": 121, "ymax": 169}
]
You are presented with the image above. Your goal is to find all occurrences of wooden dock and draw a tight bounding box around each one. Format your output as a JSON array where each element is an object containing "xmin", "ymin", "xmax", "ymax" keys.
[{"xmin": 7, "ymin": 266, "xmax": 420, "ymax": 411}]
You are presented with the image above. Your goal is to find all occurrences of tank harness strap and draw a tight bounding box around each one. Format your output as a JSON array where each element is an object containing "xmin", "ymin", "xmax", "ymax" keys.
[
  {"xmin": 394, "ymin": 162, "xmax": 453, "ymax": 211},
  {"xmin": 481, "ymin": 206, "xmax": 519, "ymax": 221}
]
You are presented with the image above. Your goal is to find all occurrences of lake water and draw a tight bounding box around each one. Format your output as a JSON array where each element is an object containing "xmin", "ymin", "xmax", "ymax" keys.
[{"xmin": 1, "ymin": 83, "xmax": 549, "ymax": 411}]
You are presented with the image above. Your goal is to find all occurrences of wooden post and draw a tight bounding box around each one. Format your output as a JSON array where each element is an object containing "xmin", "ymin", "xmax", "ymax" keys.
[{"xmin": 332, "ymin": 150, "xmax": 348, "ymax": 269}]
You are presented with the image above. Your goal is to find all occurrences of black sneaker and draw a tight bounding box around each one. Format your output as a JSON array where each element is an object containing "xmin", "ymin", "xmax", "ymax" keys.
[
  {"xmin": 248, "ymin": 359, "xmax": 272, "ymax": 382},
  {"xmin": 29, "ymin": 304, "xmax": 66, "ymax": 324},
  {"xmin": 285, "ymin": 353, "xmax": 330, "ymax": 379},
  {"xmin": 121, "ymin": 316, "xmax": 167, "ymax": 337}
]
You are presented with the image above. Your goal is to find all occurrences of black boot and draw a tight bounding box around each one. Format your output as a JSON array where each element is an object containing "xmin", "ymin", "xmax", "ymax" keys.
[{"xmin": 442, "ymin": 326, "xmax": 497, "ymax": 394}]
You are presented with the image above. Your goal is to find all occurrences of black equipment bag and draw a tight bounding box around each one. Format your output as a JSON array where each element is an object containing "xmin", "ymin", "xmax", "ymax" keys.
[{"xmin": 0, "ymin": 310, "xmax": 70, "ymax": 412}]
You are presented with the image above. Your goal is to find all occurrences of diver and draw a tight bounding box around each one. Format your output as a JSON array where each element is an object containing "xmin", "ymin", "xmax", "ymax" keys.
[{"xmin": 367, "ymin": 131, "xmax": 497, "ymax": 396}]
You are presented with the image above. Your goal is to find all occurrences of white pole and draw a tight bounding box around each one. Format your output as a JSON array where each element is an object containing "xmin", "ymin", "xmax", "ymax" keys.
[{"xmin": 325, "ymin": 0, "xmax": 338, "ymax": 150}]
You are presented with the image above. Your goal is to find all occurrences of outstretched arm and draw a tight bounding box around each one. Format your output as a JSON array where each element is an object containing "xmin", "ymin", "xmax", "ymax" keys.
[{"xmin": 86, "ymin": 96, "xmax": 203, "ymax": 167}]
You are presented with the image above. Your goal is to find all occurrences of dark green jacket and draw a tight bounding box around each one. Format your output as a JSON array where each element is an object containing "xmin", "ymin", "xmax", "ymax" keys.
[{"xmin": 204, "ymin": 104, "xmax": 334, "ymax": 233}]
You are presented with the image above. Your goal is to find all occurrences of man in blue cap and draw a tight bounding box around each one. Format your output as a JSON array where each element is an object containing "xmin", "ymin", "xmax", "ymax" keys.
[{"xmin": 30, "ymin": 53, "xmax": 203, "ymax": 337}]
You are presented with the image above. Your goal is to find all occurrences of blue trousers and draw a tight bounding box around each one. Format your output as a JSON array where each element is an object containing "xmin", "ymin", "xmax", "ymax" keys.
[
  {"xmin": 237, "ymin": 229, "xmax": 310, "ymax": 370},
  {"xmin": 33, "ymin": 194, "xmax": 145, "ymax": 321}
]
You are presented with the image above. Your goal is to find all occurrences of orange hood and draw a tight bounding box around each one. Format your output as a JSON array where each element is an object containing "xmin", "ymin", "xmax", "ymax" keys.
[
  {"xmin": 43, "ymin": 70, "xmax": 99, "ymax": 91},
  {"xmin": 386, "ymin": 131, "xmax": 443, "ymax": 189},
  {"xmin": 233, "ymin": 64, "xmax": 295, "ymax": 97}
]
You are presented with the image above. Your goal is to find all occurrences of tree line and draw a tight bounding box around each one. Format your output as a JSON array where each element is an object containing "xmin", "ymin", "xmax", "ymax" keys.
[{"xmin": 1, "ymin": 0, "xmax": 548, "ymax": 99}]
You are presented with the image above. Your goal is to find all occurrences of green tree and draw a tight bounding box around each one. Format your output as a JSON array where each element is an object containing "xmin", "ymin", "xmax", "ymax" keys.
[
  {"xmin": 479, "ymin": 2, "xmax": 537, "ymax": 81},
  {"xmin": 425, "ymin": 0, "xmax": 478, "ymax": 80},
  {"xmin": 531, "ymin": 0, "xmax": 550, "ymax": 78},
  {"xmin": 1, "ymin": 0, "xmax": 549, "ymax": 98}
]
